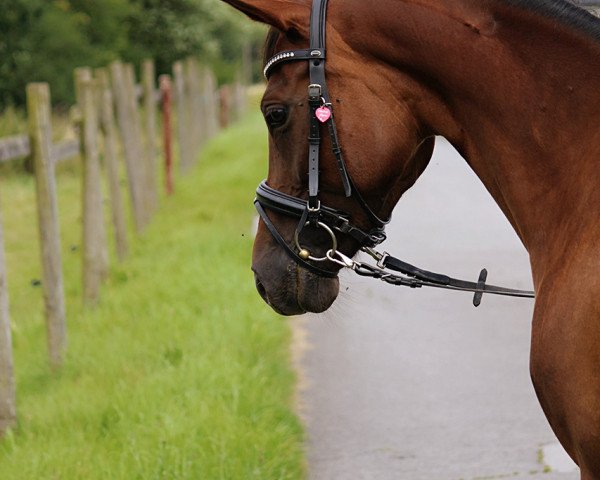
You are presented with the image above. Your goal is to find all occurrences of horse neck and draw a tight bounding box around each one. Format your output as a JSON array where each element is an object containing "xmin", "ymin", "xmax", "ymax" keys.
[{"xmin": 341, "ymin": 0, "xmax": 600, "ymax": 265}]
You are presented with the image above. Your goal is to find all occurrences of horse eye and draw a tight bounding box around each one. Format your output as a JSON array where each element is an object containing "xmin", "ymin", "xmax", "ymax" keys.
[{"xmin": 264, "ymin": 107, "xmax": 288, "ymax": 129}]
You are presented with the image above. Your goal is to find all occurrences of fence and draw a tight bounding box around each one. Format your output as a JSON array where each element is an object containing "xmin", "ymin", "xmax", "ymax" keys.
[{"xmin": 0, "ymin": 57, "xmax": 247, "ymax": 434}]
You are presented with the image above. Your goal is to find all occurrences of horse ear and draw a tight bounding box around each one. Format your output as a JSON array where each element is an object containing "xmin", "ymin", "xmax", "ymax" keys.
[{"xmin": 221, "ymin": 0, "xmax": 310, "ymax": 34}]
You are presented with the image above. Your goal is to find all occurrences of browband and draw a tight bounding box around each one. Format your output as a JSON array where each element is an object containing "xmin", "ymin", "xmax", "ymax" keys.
[{"xmin": 264, "ymin": 49, "xmax": 325, "ymax": 78}]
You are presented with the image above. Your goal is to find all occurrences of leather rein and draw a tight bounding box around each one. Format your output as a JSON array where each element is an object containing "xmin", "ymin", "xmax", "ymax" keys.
[{"xmin": 254, "ymin": 0, "xmax": 535, "ymax": 306}]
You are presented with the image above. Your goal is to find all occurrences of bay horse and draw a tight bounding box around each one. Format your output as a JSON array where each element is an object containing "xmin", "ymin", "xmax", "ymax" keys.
[{"xmin": 221, "ymin": 0, "xmax": 600, "ymax": 477}]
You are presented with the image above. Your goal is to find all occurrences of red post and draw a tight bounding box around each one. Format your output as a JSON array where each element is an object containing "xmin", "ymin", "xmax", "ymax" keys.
[{"xmin": 160, "ymin": 75, "xmax": 174, "ymax": 196}]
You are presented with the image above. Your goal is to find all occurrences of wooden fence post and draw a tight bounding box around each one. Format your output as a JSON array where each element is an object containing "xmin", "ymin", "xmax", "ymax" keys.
[
  {"xmin": 142, "ymin": 59, "xmax": 159, "ymax": 214},
  {"xmin": 242, "ymin": 42, "xmax": 253, "ymax": 86},
  {"xmin": 232, "ymin": 78, "xmax": 246, "ymax": 122},
  {"xmin": 219, "ymin": 85, "xmax": 231, "ymax": 129},
  {"xmin": 173, "ymin": 61, "xmax": 192, "ymax": 173},
  {"xmin": 124, "ymin": 64, "xmax": 151, "ymax": 226},
  {"xmin": 0, "ymin": 201, "xmax": 16, "ymax": 435},
  {"xmin": 26, "ymin": 83, "xmax": 67, "ymax": 369},
  {"xmin": 185, "ymin": 59, "xmax": 197, "ymax": 157},
  {"xmin": 96, "ymin": 68, "xmax": 129, "ymax": 262},
  {"xmin": 194, "ymin": 60, "xmax": 206, "ymax": 152},
  {"xmin": 110, "ymin": 61, "xmax": 146, "ymax": 233},
  {"xmin": 160, "ymin": 75, "xmax": 174, "ymax": 196},
  {"xmin": 232, "ymin": 80, "xmax": 240, "ymax": 123},
  {"xmin": 185, "ymin": 58, "xmax": 204, "ymax": 159},
  {"xmin": 203, "ymin": 67, "xmax": 219, "ymax": 138},
  {"xmin": 75, "ymin": 68, "xmax": 109, "ymax": 305}
]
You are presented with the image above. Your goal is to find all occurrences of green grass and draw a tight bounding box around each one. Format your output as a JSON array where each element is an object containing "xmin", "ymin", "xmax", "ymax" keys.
[{"xmin": 0, "ymin": 112, "xmax": 305, "ymax": 479}]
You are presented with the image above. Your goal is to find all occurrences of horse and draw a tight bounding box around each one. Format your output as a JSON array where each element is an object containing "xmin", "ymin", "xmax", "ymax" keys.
[{"xmin": 221, "ymin": 0, "xmax": 600, "ymax": 476}]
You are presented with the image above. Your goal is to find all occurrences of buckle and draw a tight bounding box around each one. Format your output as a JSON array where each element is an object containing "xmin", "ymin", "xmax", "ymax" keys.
[
  {"xmin": 308, "ymin": 84, "xmax": 322, "ymax": 101},
  {"xmin": 335, "ymin": 217, "xmax": 351, "ymax": 233},
  {"xmin": 369, "ymin": 230, "xmax": 387, "ymax": 246},
  {"xmin": 362, "ymin": 247, "xmax": 389, "ymax": 268},
  {"xmin": 307, "ymin": 200, "xmax": 321, "ymax": 213}
]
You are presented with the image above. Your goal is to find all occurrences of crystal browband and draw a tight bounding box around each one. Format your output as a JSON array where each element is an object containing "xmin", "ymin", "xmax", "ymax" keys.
[{"xmin": 263, "ymin": 49, "xmax": 325, "ymax": 78}]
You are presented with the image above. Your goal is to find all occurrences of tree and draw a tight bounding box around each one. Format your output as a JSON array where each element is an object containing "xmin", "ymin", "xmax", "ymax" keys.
[
  {"xmin": 0, "ymin": 0, "xmax": 265, "ymax": 108},
  {"xmin": 0, "ymin": 0, "xmax": 46, "ymax": 107},
  {"xmin": 125, "ymin": 0, "xmax": 265, "ymax": 81},
  {"xmin": 0, "ymin": 0, "xmax": 131, "ymax": 107}
]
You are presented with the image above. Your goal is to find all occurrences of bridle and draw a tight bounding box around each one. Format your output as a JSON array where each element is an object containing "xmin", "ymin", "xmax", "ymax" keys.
[
  {"xmin": 254, "ymin": 0, "xmax": 535, "ymax": 306},
  {"xmin": 256, "ymin": 0, "xmax": 388, "ymax": 279}
]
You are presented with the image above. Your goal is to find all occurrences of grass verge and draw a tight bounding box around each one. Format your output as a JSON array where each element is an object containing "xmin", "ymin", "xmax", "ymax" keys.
[{"xmin": 0, "ymin": 112, "xmax": 305, "ymax": 479}]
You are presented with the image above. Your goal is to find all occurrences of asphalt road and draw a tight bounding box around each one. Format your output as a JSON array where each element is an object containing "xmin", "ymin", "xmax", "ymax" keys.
[{"xmin": 298, "ymin": 138, "xmax": 580, "ymax": 479}]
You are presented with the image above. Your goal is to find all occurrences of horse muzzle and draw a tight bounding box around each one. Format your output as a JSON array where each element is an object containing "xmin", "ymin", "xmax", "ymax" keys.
[{"xmin": 252, "ymin": 256, "xmax": 340, "ymax": 316}]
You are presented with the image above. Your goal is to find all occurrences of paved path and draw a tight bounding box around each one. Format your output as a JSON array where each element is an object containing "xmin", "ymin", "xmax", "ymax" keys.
[{"xmin": 299, "ymin": 138, "xmax": 580, "ymax": 479}]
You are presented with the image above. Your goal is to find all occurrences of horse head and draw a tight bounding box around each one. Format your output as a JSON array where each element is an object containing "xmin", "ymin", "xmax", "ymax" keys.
[{"xmin": 223, "ymin": 0, "xmax": 435, "ymax": 315}]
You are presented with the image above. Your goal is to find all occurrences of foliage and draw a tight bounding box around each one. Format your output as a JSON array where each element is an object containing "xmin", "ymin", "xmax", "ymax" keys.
[
  {"xmin": 127, "ymin": 0, "xmax": 217, "ymax": 73},
  {"xmin": 125, "ymin": 0, "xmax": 264, "ymax": 83},
  {"xmin": 0, "ymin": 112, "xmax": 305, "ymax": 479},
  {"xmin": 0, "ymin": 0, "xmax": 265, "ymax": 108}
]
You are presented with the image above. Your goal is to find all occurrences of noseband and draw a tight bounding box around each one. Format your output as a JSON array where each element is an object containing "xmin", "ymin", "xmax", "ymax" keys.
[{"xmin": 255, "ymin": 0, "xmax": 535, "ymax": 305}]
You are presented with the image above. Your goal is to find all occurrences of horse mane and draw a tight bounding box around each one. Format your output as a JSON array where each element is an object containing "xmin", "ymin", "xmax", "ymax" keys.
[
  {"xmin": 502, "ymin": 0, "xmax": 600, "ymax": 40},
  {"xmin": 262, "ymin": 0, "xmax": 600, "ymax": 68}
]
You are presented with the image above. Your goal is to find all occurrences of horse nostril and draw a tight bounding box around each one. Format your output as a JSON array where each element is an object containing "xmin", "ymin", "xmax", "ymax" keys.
[{"xmin": 254, "ymin": 275, "xmax": 269, "ymax": 302}]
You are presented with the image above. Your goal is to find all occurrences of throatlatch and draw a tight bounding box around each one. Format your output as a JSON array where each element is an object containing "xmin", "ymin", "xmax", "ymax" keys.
[{"xmin": 255, "ymin": 0, "xmax": 535, "ymax": 306}]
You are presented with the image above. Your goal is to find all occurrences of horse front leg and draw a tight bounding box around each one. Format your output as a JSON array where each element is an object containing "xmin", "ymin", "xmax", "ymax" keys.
[{"xmin": 530, "ymin": 292, "xmax": 600, "ymax": 479}]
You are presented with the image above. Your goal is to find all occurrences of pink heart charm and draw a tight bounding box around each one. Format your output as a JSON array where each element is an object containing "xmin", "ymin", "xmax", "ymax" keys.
[{"xmin": 315, "ymin": 106, "xmax": 332, "ymax": 123}]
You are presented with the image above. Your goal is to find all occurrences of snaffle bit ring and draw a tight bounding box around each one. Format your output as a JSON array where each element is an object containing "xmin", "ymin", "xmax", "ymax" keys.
[{"xmin": 294, "ymin": 221, "xmax": 337, "ymax": 262}]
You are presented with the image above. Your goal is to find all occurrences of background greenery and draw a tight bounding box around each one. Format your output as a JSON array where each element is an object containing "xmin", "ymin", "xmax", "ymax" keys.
[
  {"xmin": 0, "ymin": 0, "xmax": 266, "ymax": 108},
  {"xmin": 0, "ymin": 111, "xmax": 305, "ymax": 479}
]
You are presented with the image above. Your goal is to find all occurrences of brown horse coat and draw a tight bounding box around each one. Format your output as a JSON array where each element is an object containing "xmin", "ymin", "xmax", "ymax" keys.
[{"xmin": 222, "ymin": 0, "xmax": 600, "ymax": 477}]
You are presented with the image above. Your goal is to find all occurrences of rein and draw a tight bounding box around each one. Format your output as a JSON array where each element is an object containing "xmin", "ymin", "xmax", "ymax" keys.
[{"xmin": 255, "ymin": 0, "xmax": 535, "ymax": 306}]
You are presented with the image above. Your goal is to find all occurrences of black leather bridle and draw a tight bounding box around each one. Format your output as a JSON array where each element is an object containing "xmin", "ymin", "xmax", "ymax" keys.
[{"xmin": 254, "ymin": 0, "xmax": 535, "ymax": 306}]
